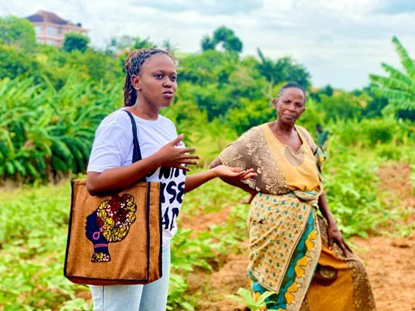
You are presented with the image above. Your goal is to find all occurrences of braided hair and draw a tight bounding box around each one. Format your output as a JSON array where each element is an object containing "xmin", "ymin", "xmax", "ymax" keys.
[
  {"xmin": 276, "ymin": 82, "xmax": 307, "ymax": 100},
  {"xmin": 123, "ymin": 48, "xmax": 175, "ymax": 107}
]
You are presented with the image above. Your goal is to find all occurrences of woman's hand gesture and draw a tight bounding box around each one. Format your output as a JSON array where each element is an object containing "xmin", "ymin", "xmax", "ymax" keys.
[
  {"xmin": 213, "ymin": 165, "xmax": 257, "ymax": 180},
  {"xmin": 155, "ymin": 134, "xmax": 199, "ymax": 171}
]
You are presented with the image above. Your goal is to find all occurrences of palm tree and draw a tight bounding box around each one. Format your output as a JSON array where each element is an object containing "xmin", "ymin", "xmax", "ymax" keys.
[{"xmin": 370, "ymin": 36, "xmax": 415, "ymax": 114}]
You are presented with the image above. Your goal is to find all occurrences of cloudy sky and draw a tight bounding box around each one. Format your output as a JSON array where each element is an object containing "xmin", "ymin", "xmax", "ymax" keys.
[{"xmin": 1, "ymin": 0, "xmax": 415, "ymax": 90}]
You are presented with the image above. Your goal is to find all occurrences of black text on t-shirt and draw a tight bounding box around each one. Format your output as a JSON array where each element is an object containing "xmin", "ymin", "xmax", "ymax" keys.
[{"xmin": 153, "ymin": 167, "xmax": 186, "ymax": 231}]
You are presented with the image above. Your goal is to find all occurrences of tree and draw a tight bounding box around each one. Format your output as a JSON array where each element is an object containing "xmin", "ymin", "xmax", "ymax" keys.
[
  {"xmin": 317, "ymin": 92, "xmax": 364, "ymax": 121},
  {"xmin": 370, "ymin": 36, "xmax": 415, "ymax": 119},
  {"xmin": 161, "ymin": 39, "xmax": 177, "ymax": 53},
  {"xmin": 64, "ymin": 49, "xmax": 122, "ymax": 84},
  {"xmin": 222, "ymin": 35, "xmax": 243, "ymax": 54},
  {"xmin": 212, "ymin": 26, "xmax": 243, "ymax": 53},
  {"xmin": 178, "ymin": 50, "xmax": 267, "ymax": 120},
  {"xmin": 0, "ymin": 16, "xmax": 36, "ymax": 50},
  {"xmin": 63, "ymin": 32, "xmax": 90, "ymax": 53},
  {"xmin": 0, "ymin": 45, "xmax": 41, "ymax": 81},
  {"xmin": 179, "ymin": 50, "xmax": 238, "ymax": 85},
  {"xmin": 310, "ymin": 84, "xmax": 334, "ymax": 101},
  {"xmin": 257, "ymin": 49, "xmax": 311, "ymax": 89},
  {"xmin": 201, "ymin": 35, "xmax": 215, "ymax": 51},
  {"xmin": 132, "ymin": 36, "xmax": 156, "ymax": 50},
  {"xmin": 227, "ymin": 98, "xmax": 274, "ymax": 134},
  {"xmin": 356, "ymin": 84, "xmax": 389, "ymax": 118},
  {"xmin": 320, "ymin": 84, "xmax": 334, "ymax": 96},
  {"xmin": 201, "ymin": 26, "xmax": 243, "ymax": 54},
  {"xmin": 107, "ymin": 35, "xmax": 156, "ymax": 54}
]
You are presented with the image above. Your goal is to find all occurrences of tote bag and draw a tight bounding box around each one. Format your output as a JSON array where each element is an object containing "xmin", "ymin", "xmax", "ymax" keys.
[{"xmin": 64, "ymin": 110, "xmax": 162, "ymax": 285}]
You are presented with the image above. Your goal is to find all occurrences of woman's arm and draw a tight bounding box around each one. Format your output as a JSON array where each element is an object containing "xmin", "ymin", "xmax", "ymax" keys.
[
  {"xmin": 184, "ymin": 164, "xmax": 256, "ymax": 193},
  {"xmin": 208, "ymin": 158, "xmax": 257, "ymax": 197},
  {"xmin": 87, "ymin": 134, "xmax": 198, "ymax": 195},
  {"xmin": 318, "ymin": 192, "xmax": 352, "ymax": 255},
  {"xmin": 318, "ymin": 192, "xmax": 336, "ymax": 226}
]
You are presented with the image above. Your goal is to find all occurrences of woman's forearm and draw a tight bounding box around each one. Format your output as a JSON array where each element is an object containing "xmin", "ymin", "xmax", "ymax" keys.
[
  {"xmin": 184, "ymin": 169, "xmax": 217, "ymax": 193},
  {"xmin": 318, "ymin": 192, "xmax": 336, "ymax": 226},
  {"xmin": 86, "ymin": 154, "xmax": 163, "ymax": 195},
  {"xmin": 185, "ymin": 160, "xmax": 258, "ymax": 193},
  {"xmin": 220, "ymin": 176, "xmax": 257, "ymax": 195}
]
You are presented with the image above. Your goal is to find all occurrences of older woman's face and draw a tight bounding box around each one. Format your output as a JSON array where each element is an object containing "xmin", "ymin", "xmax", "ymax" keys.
[{"xmin": 273, "ymin": 87, "xmax": 306, "ymax": 125}]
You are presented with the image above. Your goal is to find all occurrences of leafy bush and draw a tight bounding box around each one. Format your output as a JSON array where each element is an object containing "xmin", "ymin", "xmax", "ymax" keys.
[
  {"xmin": 330, "ymin": 117, "xmax": 413, "ymax": 148},
  {"xmin": 316, "ymin": 92, "xmax": 364, "ymax": 122},
  {"xmin": 0, "ymin": 76, "xmax": 121, "ymax": 182},
  {"xmin": 63, "ymin": 32, "xmax": 90, "ymax": 53},
  {"xmin": 375, "ymin": 144, "xmax": 403, "ymax": 161}
]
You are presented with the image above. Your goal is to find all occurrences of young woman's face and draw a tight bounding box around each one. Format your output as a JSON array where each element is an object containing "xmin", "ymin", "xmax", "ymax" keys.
[
  {"xmin": 135, "ymin": 53, "xmax": 177, "ymax": 108},
  {"xmin": 273, "ymin": 87, "xmax": 306, "ymax": 125}
]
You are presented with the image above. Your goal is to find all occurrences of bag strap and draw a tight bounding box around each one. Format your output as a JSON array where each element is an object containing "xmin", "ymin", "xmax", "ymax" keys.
[{"xmin": 123, "ymin": 109, "xmax": 146, "ymax": 182}]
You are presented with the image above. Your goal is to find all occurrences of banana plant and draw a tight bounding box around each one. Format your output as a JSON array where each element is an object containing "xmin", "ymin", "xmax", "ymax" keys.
[
  {"xmin": 370, "ymin": 36, "xmax": 415, "ymax": 114},
  {"xmin": 0, "ymin": 74, "xmax": 121, "ymax": 182}
]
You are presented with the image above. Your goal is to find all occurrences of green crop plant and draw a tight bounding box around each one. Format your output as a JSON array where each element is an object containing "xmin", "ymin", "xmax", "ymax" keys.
[
  {"xmin": 0, "ymin": 75, "xmax": 122, "ymax": 183},
  {"xmin": 227, "ymin": 288, "xmax": 275, "ymax": 310}
]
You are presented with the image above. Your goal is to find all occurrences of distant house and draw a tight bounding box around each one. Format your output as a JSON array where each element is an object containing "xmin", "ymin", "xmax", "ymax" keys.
[{"xmin": 26, "ymin": 10, "xmax": 88, "ymax": 47}]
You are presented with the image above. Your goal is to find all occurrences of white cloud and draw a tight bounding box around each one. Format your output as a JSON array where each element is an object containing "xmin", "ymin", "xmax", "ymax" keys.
[
  {"xmin": 128, "ymin": 0, "xmax": 264, "ymax": 15},
  {"xmin": 1, "ymin": 0, "xmax": 415, "ymax": 89},
  {"xmin": 372, "ymin": 0, "xmax": 415, "ymax": 15}
]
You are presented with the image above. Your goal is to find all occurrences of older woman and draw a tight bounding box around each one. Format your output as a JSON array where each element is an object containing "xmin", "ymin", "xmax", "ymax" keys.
[{"xmin": 211, "ymin": 83, "xmax": 376, "ymax": 311}]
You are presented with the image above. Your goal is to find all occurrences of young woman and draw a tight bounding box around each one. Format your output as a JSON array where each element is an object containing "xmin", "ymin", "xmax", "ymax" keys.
[{"xmin": 86, "ymin": 48, "xmax": 255, "ymax": 311}]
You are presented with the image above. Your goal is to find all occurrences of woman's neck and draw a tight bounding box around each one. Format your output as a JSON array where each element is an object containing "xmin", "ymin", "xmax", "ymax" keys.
[
  {"xmin": 129, "ymin": 101, "xmax": 159, "ymax": 120},
  {"xmin": 272, "ymin": 119, "xmax": 295, "ymax": 136}
]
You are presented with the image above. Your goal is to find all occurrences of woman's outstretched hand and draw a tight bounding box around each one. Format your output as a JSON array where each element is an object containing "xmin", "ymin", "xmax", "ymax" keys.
[
  {"xmin": 213, "ymin": 165, "xmax": 257, "ymax": 180},
  {"xmin": 327, "ymin": 222, "xmax": 352, "ymax": 257},
  {"xmin": 156, "ymin": 134, "xmax": 199, "ymax": 171}
]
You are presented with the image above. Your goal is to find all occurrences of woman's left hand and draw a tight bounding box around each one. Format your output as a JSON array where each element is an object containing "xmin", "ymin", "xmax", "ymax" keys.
[
  {"xmin": 327, "ymin": 222, "xmax": 352, "ymax": 257},
  {"xmin": 213, "ymin": 165, "xmax": 257, "ymax": 180}
]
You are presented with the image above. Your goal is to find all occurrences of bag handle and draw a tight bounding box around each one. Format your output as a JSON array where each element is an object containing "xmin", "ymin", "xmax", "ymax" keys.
[{"xmin": 123, "ymin": 109, "xmax": 146, "ymax": 182}]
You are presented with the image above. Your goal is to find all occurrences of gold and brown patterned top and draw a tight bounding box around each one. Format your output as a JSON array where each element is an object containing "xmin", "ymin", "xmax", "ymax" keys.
[{"xmin": 218, "ymin": 123, "xmax": 321, "ymax": 195}]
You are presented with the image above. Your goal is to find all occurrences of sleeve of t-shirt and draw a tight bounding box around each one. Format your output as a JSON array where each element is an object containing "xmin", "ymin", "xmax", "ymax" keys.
[{"xmin": 87, "ymin": 120, "xmax": 132, "ymax": 173}]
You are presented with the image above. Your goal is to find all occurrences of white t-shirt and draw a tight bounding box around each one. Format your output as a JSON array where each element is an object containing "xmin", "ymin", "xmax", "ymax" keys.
[{"xmin": 87, "ymin": 109, "xmax": 186, "ymax": 246}]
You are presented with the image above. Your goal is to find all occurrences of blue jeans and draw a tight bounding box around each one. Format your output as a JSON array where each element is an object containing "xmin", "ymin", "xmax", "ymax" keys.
[{"xmin": 90, "ymin": 244, "xmax": 171, "ymax": 311}]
